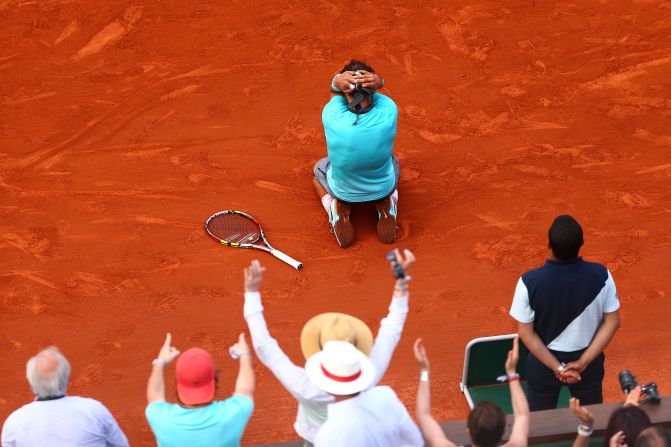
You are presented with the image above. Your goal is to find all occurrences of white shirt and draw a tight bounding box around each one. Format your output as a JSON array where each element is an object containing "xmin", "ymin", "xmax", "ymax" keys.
[
  {"xmin": 1, "ymin": 396, "xmax": 129, "ymax": 447},
  {"xmin": 510, "ymin": 269, "xmax": 620, "ymax": 351},
  {"xmin": 315, "ymin": 386, "xmax": 423, "ymax": 447},
  {"xmin": 244, "ymin": 290, "xmax": 409, "ymax": 443}
]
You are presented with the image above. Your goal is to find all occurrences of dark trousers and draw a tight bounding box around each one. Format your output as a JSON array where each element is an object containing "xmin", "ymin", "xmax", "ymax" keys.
[{"xmin": 526, "ymin": 350, "xmax": 604, "ymax": 411}]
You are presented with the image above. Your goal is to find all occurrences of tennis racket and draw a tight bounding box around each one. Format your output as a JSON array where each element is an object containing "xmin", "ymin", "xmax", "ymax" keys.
[{"xmin": 205, "ymin": 210, "xmax": 303, "ymax": 270}]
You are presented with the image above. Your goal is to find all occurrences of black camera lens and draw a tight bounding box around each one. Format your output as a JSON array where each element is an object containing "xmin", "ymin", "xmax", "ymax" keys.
[{"xmin": 619, "ymin": 370, "xmax": 639, "ymax": 394}]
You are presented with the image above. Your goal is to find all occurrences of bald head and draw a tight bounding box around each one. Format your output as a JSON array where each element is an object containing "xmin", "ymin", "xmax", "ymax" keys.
[{"xmin": 26, "ymin": 346, "xmax": 71, "ymax": 398}]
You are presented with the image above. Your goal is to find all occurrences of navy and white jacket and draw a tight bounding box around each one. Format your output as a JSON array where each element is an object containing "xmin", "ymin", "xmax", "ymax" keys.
[{"xmin": 510, "ymin": 257, "xmax": 620, "ymax": 352}]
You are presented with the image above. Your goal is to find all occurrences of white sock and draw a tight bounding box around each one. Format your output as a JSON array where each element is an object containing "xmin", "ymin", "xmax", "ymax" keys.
[
  {"xmin": 391, "ymin": 189, "xmax": 398, "ymax": 202},
  {"xmin": 321, "ymin": 194, "xmax": 334, "ymax": 214}
]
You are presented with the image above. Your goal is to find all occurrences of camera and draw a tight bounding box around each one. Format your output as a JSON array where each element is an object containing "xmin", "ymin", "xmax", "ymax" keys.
[
  {"xmin": 618, "ymin": 370, "xmax": 661, "ymax": 405},
  {"xmin": 386, "ymin": 250, "xmax": 406, "ymax": 280}
]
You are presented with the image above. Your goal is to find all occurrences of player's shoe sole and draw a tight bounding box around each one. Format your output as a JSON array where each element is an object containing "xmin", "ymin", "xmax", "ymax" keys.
[
  {"xmin": 375, "ymin": 196, "xmax": 397, "ymax": 244},
  {"xmin": 328, "ymin": 199, "xmax": 354, "ymax": 248}
]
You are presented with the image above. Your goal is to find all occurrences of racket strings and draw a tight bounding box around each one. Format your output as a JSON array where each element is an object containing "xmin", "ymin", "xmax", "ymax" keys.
[{"xmin": 208, "ymin": 214, "xmax": 260, "ymax": 244}]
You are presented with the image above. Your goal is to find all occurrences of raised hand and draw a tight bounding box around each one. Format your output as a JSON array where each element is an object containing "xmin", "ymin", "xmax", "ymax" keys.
[
  {"xmin": 624, "ymin": 385, "xmax": 641, "ymax": 407},
  {"xmin": 244, "ymin": 260, "xmax": 266, "ymax": 293},
  {"xmin": 157, "ymin": 333, "xmax": 180, "ymax": 364},
  {"xmin": 505, "ymin": 337, "xmax": 520, "ymax": 374},
  {"xmin": 570, "ymin": 397, "xmax": 595, "ymax": 427},
  {"xmin": 391, "ymin": 248, "xmax": 416, "ymax": 272},
  {"xmin": 413, "ymin": 338, "xmax": 430, "ymax": 371},
  {"xmin": 229, "ymin": 333, "xmax": 251, "ymax": 360},
  {"xmin": 609, "ymin": 431, "xmax": 626, "ymax": 447}
]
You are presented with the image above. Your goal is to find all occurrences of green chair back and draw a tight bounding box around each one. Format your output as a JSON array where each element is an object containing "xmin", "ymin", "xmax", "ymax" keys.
[{"xmin": 461, "ymin": 334, "xmax": 570, "ymax": 413}]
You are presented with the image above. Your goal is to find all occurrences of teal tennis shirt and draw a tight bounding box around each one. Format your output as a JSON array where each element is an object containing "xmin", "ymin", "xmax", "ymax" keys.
[
  {"xmin": 145, "ymin": 395, "xmax": 253, "ymax": 447},
  {"xmin": 322, "ymin": 93, "xmax": 398, "ymax": 202}
]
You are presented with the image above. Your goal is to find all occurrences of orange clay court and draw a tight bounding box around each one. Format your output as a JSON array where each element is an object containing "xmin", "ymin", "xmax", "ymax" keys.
[{"xmin": 1, "ymin": 1, "xmax": 671, "ymax": 445}]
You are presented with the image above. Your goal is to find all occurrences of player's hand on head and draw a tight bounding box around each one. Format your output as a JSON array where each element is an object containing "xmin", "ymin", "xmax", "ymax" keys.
[
  {"xmin": 244, "ymin": 260, "xmax": 266, "ymax": 293},
  {"xmin": 413, "ymin": 338, "xmax": 430, "ymax": 370},
  {"xmin": 335, "ymin": 71, "xmax": 358, "ymax": 93},
  {"xmin": 355, "ymin": 70, "xmax": 382, "ymax": 90},
  {"xmin": 157, "ymin": 332, "xmax": 180, "ymax": 364},
  {"xmin": 505, "ymin": 337, "xmax": 519, "ymax": 374}
]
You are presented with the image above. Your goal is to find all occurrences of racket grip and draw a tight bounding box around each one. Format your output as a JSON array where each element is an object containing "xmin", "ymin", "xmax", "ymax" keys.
[{"xmin": 270, "ymin": 249, "xmax": 303, "ymax": 270}]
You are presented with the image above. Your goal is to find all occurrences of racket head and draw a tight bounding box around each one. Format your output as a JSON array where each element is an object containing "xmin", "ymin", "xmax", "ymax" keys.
[{"xmin": 205, "ymin": 210, "xmax": 262, "ymax": 246}]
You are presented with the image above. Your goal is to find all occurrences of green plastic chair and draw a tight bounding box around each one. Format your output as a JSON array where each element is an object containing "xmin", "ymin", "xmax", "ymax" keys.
[{"xmin": 460, "ymin": 334, "xmax": 571, "ymax": 414}]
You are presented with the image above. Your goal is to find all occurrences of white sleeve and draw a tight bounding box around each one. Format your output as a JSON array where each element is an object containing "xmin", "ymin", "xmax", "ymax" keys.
[
  {"xmin": 509, "ymin": 277, "xmax": 534, "ymax": 323},
  {"xmin": 94, "ymin": 402, "xmax": 129, "ymax": 447},
  {"xmin": 368, "ymin": 291, "xmax": 408, "ymax": 386},
  {"xmin": 244, "ymin": 292, "xmax": 331, "ymax": 404},
  {"xmin": 397, "ymin": 402, "xmax": 424, "ymax": 446},
  {"xmin": 602, "ymin": 270, "xmax": 621, "ymax": 313},
  {"xmin": 314, "ymin": 421, "xmax": 341, "ymax": 447},
  {"xmin": 1, "ymin": 411, "xmax": 17, "ymax": 447}
]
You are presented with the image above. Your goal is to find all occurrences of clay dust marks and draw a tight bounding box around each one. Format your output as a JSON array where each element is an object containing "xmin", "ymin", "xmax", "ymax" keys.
[
  {"xmin": 635, "ymin": 164, "xmax": 671, "ymax": 175},
  {"xmin": 633, "ymin": 128, "xmax": 671, "ymax": 146},
  {"xmin": 254, "ymin": 180, "xmax": 312, "ymax": 198},
  {"xmin": 54, "ymin": 19, "xmax": 79, "ymax": 45},
  {"xmin": 2, "ymin": 271, "xmax": 61, "ymax": 292},
  {"xmin": 581, "ymin": 56, "xmax": 671, "ymax": 90},
  {"xmin": 71, "ymin": 6, "xmax": 143, "ymax": 61}
]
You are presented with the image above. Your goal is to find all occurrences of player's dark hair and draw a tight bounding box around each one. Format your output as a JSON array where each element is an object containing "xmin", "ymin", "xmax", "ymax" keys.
[
  {"xmin": 339, "ymin": 59, "xmax": 375, "ymax": 74},
  {"xmin": 635, "ymin": 427, "xmax": 671, "ymax": 447},
  {"xmin": 467, "ymin": 401, "xmax": 506, "ymax": 447},
  {"xmin": 603, "ymin": 407, "xmax": 652, "ymax": 447},
  {"xmin": 548, "ymin": 215, "xmax": 584, "ymax": 261}
]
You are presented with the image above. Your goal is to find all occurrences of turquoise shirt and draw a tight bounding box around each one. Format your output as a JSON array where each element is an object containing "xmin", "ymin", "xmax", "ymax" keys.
[
  {"xmin": 145, "ymin": 395, "xmax": 253, "ymax": 447},
  {"xmin": 322, "ymin": 93, "xmax": 398, "ymax": 202}
]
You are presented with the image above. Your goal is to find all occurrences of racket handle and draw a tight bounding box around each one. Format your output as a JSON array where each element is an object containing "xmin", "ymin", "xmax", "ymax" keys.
[{"xmin": 270, "ymin": 249, "xmax": 303, "ymax": 270}]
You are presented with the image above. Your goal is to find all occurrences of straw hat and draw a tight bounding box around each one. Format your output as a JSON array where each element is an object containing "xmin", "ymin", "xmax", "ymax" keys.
[
  {"xmin": 300, "ymin": 312, "xmax": 373, "ymax": 359},
  {"xmin": 305, "ymin": 340, "xmax": 376, "ymax": 396}
]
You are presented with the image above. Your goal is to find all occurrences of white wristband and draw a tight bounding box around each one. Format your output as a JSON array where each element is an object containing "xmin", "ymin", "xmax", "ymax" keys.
[
  {"xmin": 420, "ymin": 370, "xmax": 429, "ymax": 382},
  {"xmin": 331, "ymin": 74, "xmax": 342, "ymax": 92},
  {"xmin": 577, "ymin": 424, "xmax": 593, "ymax": 437}
]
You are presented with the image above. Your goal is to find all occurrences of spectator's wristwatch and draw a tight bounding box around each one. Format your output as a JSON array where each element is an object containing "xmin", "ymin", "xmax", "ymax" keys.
[
  {"xmin": 556, "ymin": 362, "xmax": 567, "ymax": 374},
  {"xmin": 152, "ymin": 358, "xmax": 167, "ymax": 368}
]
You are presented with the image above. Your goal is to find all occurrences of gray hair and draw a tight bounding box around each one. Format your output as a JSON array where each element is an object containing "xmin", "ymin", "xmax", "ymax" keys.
[{"xmin": 26, "ymin": 346, "xmax": 71, "ymax": 398}]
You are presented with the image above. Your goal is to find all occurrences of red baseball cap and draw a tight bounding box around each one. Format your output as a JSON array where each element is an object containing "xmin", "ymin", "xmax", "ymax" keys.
[{"xmin": 175, "ymin": 348, "xmax": 215, "ymax": 405}]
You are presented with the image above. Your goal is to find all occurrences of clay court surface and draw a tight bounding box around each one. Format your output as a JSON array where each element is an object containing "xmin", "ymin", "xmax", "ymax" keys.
[{"xmin": 2, "ymin": 0, "xmax": 671, "ymax": 444}]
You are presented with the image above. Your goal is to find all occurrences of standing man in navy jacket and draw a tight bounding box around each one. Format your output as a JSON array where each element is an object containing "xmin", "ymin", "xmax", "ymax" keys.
[{"xmin": 510, "ymin": 215, "xmax": 621, "ymax": 411}]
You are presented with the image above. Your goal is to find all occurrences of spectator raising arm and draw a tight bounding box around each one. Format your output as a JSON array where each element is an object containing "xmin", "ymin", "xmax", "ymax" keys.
[
  {"xmin": 243, "ymin": 260, "xmax": 327, "ymax": 404},
  {"xmin": 414, "ymin": 338, "xmax": 456, "ymax": 447},
  {"xmin": 504, "ymin": 337, "xmax": 530, "ymax": 447},
  {"xmin": 229, "ymin": 333, "xmax": 255, "ymax": 399},
  {"xmin": 369, "ymin": 249, "xmax": 415, "ymax": 385},
  {"xmin": 146, "ymin": 333, "xmax": 180, "ymax": 404}
]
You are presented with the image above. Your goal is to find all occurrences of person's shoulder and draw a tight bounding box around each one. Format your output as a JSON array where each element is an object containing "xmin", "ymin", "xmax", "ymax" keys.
[
  {"xmin": 373, "ymin": 93, "xmax": 397, "ymax": 110},
  {"xmin": 323, "ymin": 95, "xmax": 347, "ymax": 111},
  {"xmin": 145, "ymin": 400, "xmax": 175, "ymax": 419},
  {"xmin": 520, "ymin": 263, "xmax": 548, "ymax": 282},
  {"xmin": 214, "ymin": 394, "xmax": 254, "ymax": 417},
  {"xmin": 3, "ymin": 402, "xmax": 34, "ymax": 425},
  {"xmin": 366, "ymin": 385, "xmax": 398, "ymax": 400},
  {"xmin": 220, "ymin": 394, "xmax": 254, "ymax": 409},
  {"xmin": 581, "ymin": 260, "xmax": 609, "ymax": 275}
]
